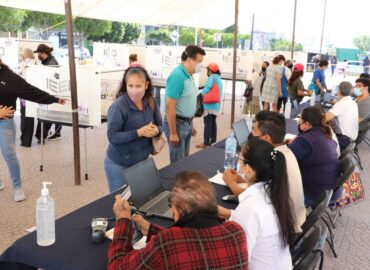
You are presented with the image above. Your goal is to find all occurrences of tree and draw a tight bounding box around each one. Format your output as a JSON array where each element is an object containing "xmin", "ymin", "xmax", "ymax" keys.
[
  {"xmin": 121, "ymin": 23, "xmax": 141, "ymax": 43},
  {"xmin": 0, "ymin": 7, "xmax": 27, "ymax": 33},
  {"xmin": 270, "ymin": 38, "xmax": 303, "ymax": 52},
  {"xmin": 74, "ymin": 17, "xmax": 111, "ymax": 49},
  {"xmin": 22, "ymin": 11, "xmax": 65, "ymax": 40},
  {"xmin": 91, "ymin": 21, "xmax": 125, "ymax": 43},
  {"xmin": 353, "ymin": 35, "xmax": 370, "ymax": 52},
  {"xmin": 179, "ymin": 27, "xmax": 195, "ymax": 46},
  {"xmin": 148, "ymin": 28, "xmax": 172, "ymax": 44}
]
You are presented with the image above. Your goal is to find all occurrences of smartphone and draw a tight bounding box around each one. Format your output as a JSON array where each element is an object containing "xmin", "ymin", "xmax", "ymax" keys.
[{"xmin": 222, "ymin": 195, "xmax": 238, "ymax": 202}]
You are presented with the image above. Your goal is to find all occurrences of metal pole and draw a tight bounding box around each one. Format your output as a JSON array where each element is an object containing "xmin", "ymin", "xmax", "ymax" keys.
[
  {"xmin": 319, "ymin": 0, "xmax": 327, "ymax": 57},
  {"xmin": 64, "ymin": 0, "xmax": 81, "ymax": 186},
  {"xmin": 195, "ymin": 28, "xmax": 198, "ymax": 45},
  {"xmin": 250, "ymin": 13, "xmax": 254, "ymax": 50},
  {"xmin": 231, "ymin": 0, "xmax": 239, "ymax": 127},
  {"xmin": 291, "ymin": 0, "xmax": 297, "ymax": 59}
]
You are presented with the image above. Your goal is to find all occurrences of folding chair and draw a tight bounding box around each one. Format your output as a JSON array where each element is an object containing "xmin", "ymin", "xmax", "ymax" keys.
[
  {"xmin": 354, "ymin": 121, "xmax": 370, "ymax": 169},
  {"xmin": 291, "ymin": 190, "xmax": 333, "ymax": 257},
  {"xmin": 292, "ymin": 226, "xmax": 325, "ymax": 270},
  {"xmin": 339, "ymin": 142, "xmax": 355, "ymax": 160}
]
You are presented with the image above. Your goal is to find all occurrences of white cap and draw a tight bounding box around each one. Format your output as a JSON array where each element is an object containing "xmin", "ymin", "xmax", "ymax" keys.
[{"xmin": 41, "ymin": 182, "xmax": 52, "ymax": 196}]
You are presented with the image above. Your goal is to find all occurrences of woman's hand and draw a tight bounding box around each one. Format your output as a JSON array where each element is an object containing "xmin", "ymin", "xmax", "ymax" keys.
[
  {"xmin": 217, "ymin": 205, "xmax": 232, "ymax": 220},
  {"xmin": 223, "ymin": 169, "xmax": 244, "ymax": 185},
  {"xmin": 0, "ymin": 106, "xmax": 15, "ymax": 119},
  {"xmin": 137, "ymin": 123, "xmax": 159, "ymax": 138}
]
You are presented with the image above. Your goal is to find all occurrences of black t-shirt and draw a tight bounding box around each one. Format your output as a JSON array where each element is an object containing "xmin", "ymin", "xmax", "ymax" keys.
[{"xmin": 288, "ymin": 78, "xmax": 305, "ymax": 103}]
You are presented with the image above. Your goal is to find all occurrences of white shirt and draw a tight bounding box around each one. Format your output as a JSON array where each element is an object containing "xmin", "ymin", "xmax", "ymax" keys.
[
  {"xmin": 230, "ymin": 182, "xmax": 292, "ymax": 270},
  {"xmin": 329, "ymin": 96, "xmax": 359, "ymax": 140},
  {"xmin": 275, "ymin": 145, "xmax": 306, "ymax": 232}
]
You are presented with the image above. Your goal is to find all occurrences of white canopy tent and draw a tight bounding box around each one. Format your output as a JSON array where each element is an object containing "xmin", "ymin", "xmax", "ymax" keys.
[
  {"xmin": 0, "ymin": 0, "xmax": 235, "ymax": 30},
  {"xmin": 0, "ymin": 0, "xmax": 241, "ymax": 185}
]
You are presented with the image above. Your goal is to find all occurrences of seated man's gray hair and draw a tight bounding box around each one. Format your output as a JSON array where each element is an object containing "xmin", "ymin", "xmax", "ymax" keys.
[{"xmin": 171, "ymin": 171, "xmax": 218, "ymax": 216}]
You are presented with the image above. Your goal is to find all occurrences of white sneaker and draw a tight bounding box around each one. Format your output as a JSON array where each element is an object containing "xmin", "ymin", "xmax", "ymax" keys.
[
  {"xmin": 0, "ymin": 180, "xmax": 4, "ymax": 190},
  {"xmin": 14, "ymin": 187, "xmax": 26, "ymax": 202}
]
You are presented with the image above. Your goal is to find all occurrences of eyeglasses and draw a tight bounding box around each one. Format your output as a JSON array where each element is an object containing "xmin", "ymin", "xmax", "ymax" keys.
[{"xmin": 236, "ymin": 154, "xmax": 248, "ymax": 166}]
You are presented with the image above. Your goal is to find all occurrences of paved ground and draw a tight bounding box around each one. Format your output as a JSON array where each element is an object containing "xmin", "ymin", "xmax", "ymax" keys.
[{"xmin": 1, "ymin": 76, "xmax": 369, "ymax": 269}]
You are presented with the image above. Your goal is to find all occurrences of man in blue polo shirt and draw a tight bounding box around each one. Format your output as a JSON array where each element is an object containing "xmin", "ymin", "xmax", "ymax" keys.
[{"xmin": 164, "ymin": 45, "xmax": 206, "ymax": 163}]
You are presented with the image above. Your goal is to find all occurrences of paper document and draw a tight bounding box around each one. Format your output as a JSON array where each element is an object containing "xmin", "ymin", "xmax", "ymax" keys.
[
  {"xmin": 105, "ymin": 228, "xmax": 147, "ymax": 249},
  {"xmin": 208, "ymin": 172, "xmax": 247, "ymax": 189},
  {"xmin": 284, "ymin": 133, "xmax": 296, "ymax": 140}
]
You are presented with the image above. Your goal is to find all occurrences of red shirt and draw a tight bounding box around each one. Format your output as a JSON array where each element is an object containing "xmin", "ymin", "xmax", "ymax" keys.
[{"xmin": 108, "ymin": 218, "xmax": 248, "ymax": 270}]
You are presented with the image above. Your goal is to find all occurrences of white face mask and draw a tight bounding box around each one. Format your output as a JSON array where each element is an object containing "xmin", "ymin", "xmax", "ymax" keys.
[{"xmin": 195, "ymin": 63, "xmax": 203, "ymax": 73}]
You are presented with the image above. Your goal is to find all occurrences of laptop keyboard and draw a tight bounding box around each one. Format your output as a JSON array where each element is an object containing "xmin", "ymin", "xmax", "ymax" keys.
[{"xmin": 147, "ymin": 194, "xmax": 171, "ymax": 214}]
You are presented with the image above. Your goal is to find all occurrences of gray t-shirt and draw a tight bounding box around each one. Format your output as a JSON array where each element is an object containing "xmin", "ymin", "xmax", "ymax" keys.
[
  {"xmin": 288, "ymin": 78, "xmax": 305, "ymax": 103},
  {"xmin": 357, "ymin": 97, "xmax": 370, "ymax": 122}
]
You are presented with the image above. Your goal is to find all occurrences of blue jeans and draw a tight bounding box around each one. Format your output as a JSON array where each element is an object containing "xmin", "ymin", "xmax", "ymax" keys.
[
  {"xmin": 163, "ymin": 118, "xmax": 192, "ymax": 163},
  {"xmin": 204, "ymin": 114, "xmax": 217, "ymax": 145},
  {"xmin": 0, "ymin": 119, "xmax": 22, "ymax": 189},
  {"xmin": 104, "ymin": 155, "xmax": 128, "ymax": 193}
]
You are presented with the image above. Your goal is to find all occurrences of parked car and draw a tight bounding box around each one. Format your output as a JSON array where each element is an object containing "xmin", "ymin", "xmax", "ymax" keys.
[
  {"xmin": 58, "ymin": 45, "xmax": 91, "ymax": 59},
  {"xmin": 346, "ymin": 61, "xmax": 363, "ymax": 75}
]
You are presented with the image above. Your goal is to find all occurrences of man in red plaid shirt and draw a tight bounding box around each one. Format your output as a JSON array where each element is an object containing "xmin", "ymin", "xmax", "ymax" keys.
[{"xmin": 108, "ymin": 171, "xmax": 248, "ymax": 270}]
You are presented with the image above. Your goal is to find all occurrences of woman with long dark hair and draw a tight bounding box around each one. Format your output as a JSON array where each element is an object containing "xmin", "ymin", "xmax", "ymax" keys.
[
  {"xmin": 288, "ymin": 106, "xmax": 339, "ymax": 206},
  {"xmin": 218, "ymin": 139, "xmax": 295, "ymax": 270},
  {"xmin": 104, "ymin": 66, "xmax": 163, "ymax": 192}
]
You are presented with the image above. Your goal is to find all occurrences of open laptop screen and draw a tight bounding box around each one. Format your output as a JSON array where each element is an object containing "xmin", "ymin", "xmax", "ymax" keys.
[
  {"xmin": 123, "ymin": 158, "xmax": 164, "ymax": 208},
  {"xmin": 232, "ymin": 119, "xmax": 249, "ymax": 147}
]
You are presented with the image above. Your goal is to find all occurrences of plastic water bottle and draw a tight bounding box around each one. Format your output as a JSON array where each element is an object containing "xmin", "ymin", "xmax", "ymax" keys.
[
  {"xmin": 224, "ymin": 134, "xmax": 237, "ymax": 170},
  {"xmin": 284, "ymin": 98, "xmax": 292, "ymax": 119},
  {"xmin": 310, "ymin": 91, "xmax": 316, "ymax": 106},
  {"xmin": 36, "ymin": 182, "xmax": 55, "ymax": 246},
  {"xmin": 246, "ymin": 112, "xmax": 253, "ymax": 131}
]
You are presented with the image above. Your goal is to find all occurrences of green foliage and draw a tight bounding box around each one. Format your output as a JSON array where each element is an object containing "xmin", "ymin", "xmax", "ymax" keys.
[
  {"xmin": 0, "ymin": 7, "xmax": 27, "ymax": 32},
  {"xmin": 91, "ymin": 21, "xmax": 124, "ymax": 43},
  {"xmin": 353, "ymin": 35, "xmax": 370, "ymax": 52},
  {"xmin": 178, "ymin": 27, "xmax": 195, "ymax": 46},
  {"xmin": 270, "ymin": 38, "xmax": 303, "ymax": 52},
  {"xmin": 74, "ymin": 17, "xmax": 111, "ymax": 39},
  {"xmin": 121, "ymin": 23, "xmax": 141, "ymax": 43},
  {"xmin": 22, "ymin": 11, "xmax": 65, "ymax": 40},
  {"xmin": 148, "ymin": 28, "xmax": 172, "ymax": 44}
]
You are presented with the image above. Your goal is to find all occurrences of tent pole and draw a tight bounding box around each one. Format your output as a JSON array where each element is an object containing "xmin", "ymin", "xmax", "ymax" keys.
[
  {"xmin": 231, "ymin": 0, "xmax": 239, "ymax": 127},
  {"xmin": 319, "ymin": 0, "xmax": 327, "ymax": 57},
  {"xmin": 291, "ymin": 0, "xmax": 297, "ymax": 60},
  {"xmin": 64, "ymin": 0, "xmax": 81, "ymax": 186},
  {"xmin": 250, "ymin": 13, "xmax": 254, "ymax": 50}
]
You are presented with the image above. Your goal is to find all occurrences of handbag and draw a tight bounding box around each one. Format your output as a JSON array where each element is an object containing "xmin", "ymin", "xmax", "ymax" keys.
[
  {"xmin": 148, "ymin": 96, "xmax": 167, "ymax": 155},
  {"xmin": 308, "ymin": 81, "xmax": 320, "ymax": 95},
  {"xmin": 194, "ymin": 93, "xmax": 204, "ymax": 117},
  {"xmin": 203, "ymin": 77, "xmax": 221, "ymax": 104},
  {"xmin": 335, "ymin": 171, "xmax": 365, "ymax": 209},
  {"xmin": 243, "ymin": 82, "xmax": 253, "ymax": 102}
]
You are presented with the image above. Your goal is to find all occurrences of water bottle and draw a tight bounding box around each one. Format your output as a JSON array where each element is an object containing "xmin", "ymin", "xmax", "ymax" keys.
[
  {"xmin": 310, "ymin": 90, "xmax": 316, "ymax": 106},
  {"xmin": 284, "ymin": 98, "xmax": 292, "ymax": 119},
  {"xmin": 224, "ymin": 133, "xmax": 237, "ymax": 170},
  {"xmin": 36, "ymin": 182, "xmax": 55, "ymax": 246},
  {"xmin": 246, "ymin": 112, "xmax": 253, "ymax": 131}
]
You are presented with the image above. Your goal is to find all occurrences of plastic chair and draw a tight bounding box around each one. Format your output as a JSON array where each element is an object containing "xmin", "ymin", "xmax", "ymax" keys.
[
  {"xmin": 339, "ymin": 142, "xmax": 355, "ymax": 160},
  {"xmin": 292, "ymin": 226, "xmax": 324, "ymax": 270}
]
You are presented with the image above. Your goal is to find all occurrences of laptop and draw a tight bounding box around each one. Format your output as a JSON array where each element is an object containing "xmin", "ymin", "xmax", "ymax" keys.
[
  {"xmin": 232, "ymin": 119, "xmax": 250, "ymax": 147},
  {"xmin": 123, "ymin": 158, "xmax": 173, "ymax": 220}
]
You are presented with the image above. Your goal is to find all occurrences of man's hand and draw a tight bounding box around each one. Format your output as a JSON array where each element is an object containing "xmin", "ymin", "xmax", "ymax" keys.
[
  {"xmin": 113, "ymin": 195, "xmax": 132, "ymax": 220},
  {"xmin": 191, "ymin": 127, "xmax": 197, "ymax": 137},
  {"xmin": 58, "ymin": 98, "xmax": 68, "ymax": 105},
  {"xmin": 0, "ymin": 106, "xmax": 15, "ymax": 119},
  {"xmin": 223, "ymin": 169, "xmax": 244, "ymax": 186},
  {"xmin": 170, "ymin": 133, "xmax": 180, "ymax": 145},
  {"xmin": 132, "ymin": 215, "xmax": 151, "ymax": 236}
]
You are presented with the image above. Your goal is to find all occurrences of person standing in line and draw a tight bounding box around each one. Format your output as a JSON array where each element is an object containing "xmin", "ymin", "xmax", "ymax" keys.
[
  {"xmin": 34, "ymin": 44, "xmax": 63, "ymax": 143},
  {"xmin": 0, "ymin": 59, "xmax": 66, "ymax": 202},
  {"xmin": 260, "ymin": 55, "xmax": 285, "ymax": 112},
  {"xmin": 19, "ymin": 48, "xmax": 37, "ymax": 147},
  {"xmin": 196, "ymin": 63, "xmax": 222, "ymax": 149},
  {"xmin": 277, "ymin": 60, "xmax": 292, "ymax": 112},
  {"xmin": 330, "ymin": 55, "xmax": 337, "ymax": 76},
  {"xmin": 164, "ymin": 45, "xmax": 206, "ymax": 163},
  {"xmin": 104, "ymin": 66, "xmax": 163, "ymax": 192},
  {"xmin": 363, "ymin": 55, "xmax": 370, "ymax": 74},
  {"xmin": 310, "ymin": 59, "xmax": 328, "ymax": 95}
]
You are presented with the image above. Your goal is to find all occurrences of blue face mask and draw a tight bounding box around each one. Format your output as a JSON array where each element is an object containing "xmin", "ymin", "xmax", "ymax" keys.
[{"xmin": 353, "ymin": 87, "xmax": 362, "ymax": 97}]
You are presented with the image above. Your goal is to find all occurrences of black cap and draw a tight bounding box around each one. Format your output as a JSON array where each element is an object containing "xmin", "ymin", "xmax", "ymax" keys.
[{"xmin": 34, "ymin": 44, "xmax": 53, "ymax": 53}]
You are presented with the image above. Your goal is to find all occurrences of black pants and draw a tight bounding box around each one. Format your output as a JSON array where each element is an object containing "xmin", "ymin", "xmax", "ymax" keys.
[
  {"xmin": 203, "ymin": 114, "xmax": 217, "ymax": 145},
  {"xmin": 277, "ymin": 97, "xmax": 288, "ymax": 112},
  {"xmin": 20, "ymin": 105, "xmax": 34, "ymax": 147},
  {"xmin": 35, "ymin": 120, "xmax": 62, "ymax": 140},
  {"xmin": 336, "ymin": 133, "xmax": 352, "ymax": 152}
]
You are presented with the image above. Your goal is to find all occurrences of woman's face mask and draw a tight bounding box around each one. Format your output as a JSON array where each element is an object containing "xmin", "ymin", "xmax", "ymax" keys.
[{"xmin": 126, "ymin": 74, "xmax": 148, "ymax": 103}]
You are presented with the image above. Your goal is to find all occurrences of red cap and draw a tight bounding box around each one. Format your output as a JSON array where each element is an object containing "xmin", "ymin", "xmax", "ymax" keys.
[
  {"xmin": 293, "ymin": 63, "xmax": 304, "ymax": 72},
  {"xmin": 207, "ymin": 63, "xmax": 220, "ymax": 73}
]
